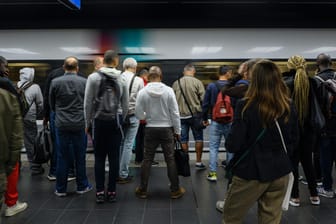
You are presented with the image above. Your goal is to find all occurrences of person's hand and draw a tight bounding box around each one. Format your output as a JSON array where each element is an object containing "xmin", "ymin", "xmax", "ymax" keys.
[
  {"xmin": 43, "ymin": 117, "xmax": 49, "ymax": 127},
  {"xmin": 174, "ymin": 133, "xmax": 180, "ymax": 141},
  {"xmin": 203, "ymin": 120, "xmax": 209, "ymax": 126}
]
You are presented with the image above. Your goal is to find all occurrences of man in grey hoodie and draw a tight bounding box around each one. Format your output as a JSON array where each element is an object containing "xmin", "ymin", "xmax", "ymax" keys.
[
  {"xmin": 17, "ymin": 67, "xmax": 44, "ymax": 175},
  {"xmin": 84, "ymin": 50, "xmax": 128, "ymax": 203},
  {"xmin": 134, "ymin": 66, "xmax": 185, "ymax": 199}
]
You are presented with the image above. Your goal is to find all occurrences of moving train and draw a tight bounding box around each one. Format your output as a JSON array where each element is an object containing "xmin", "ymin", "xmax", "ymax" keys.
[{"xmin": 2, "ymin": 28, "xmax": 336, "ymax": 90}]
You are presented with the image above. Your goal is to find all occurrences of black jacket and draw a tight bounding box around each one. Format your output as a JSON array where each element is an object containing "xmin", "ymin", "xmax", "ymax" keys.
[{"xmin": 225, "ymin": 99, "xmax": 299, "ymax": 182}]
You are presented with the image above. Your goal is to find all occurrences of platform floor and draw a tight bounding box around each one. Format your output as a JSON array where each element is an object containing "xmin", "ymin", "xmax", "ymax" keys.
[{"xmin": 2, "ymin": 158, "xmax": 336, "ymax": 224}]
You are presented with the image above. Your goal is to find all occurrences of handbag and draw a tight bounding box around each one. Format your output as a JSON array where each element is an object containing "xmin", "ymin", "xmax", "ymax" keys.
[
  {"xmin": 275, "ymin": 120, "xmax": 294, "ymax": 211},
  {"xmin": 174, "ymin": 140, "xmax": 191, "ymax": 177},
  {"xmin": 225, "ymin": 128, "xmax": 266, "ymax": 184},
  {"xmin": 33, "ymin": 126, "xmax": 52, "ymax": 164},
  {"xmin": 178, "ymin": 78, "xmax": 206, "ymax": 130}
]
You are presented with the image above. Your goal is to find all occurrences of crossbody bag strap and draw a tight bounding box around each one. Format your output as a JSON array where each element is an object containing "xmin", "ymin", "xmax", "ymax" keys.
[
  {"xmin": 178, "ymin": 78, "xmax": 194, "ymax": 117},
  {"xmin": 275, "ymin": 120, "xmax": 288, "ymax": 154},
  {"xmin": 129, "ymin": 74, "xmax": 136, "ymax": 95},
  {"xmin": 231, "ymin": 128, "xmax": 266, "ymax": 170}
]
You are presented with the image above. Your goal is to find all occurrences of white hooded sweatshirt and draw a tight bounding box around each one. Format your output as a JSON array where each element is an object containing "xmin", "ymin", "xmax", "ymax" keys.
[{"xmin": 135, "ymin": 82, "xmax": 181, "ymax": 135}]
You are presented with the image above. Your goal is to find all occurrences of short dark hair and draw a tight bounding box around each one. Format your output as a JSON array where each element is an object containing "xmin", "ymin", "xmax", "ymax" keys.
[
  {"xmin": 148, "ymin": 66, "xmax": 162, "ymax": 81},
  {"xmin": 219, "ymin": 65, "xmax": 232, "ymax": 75},
  {"xmin": 104, "ymin": 50, "xmax": 118, "ymax": 64},
  {"xmin": 0, "ymin": 56, "xmax": 7, "ymax": 64},
  {"xmin": 139, "ymin": 69, "xmax": 149, "ymax": 76},
  {"xmin": 317, "ymin": 53, "xmax": 332, "ymax": 67},
  {"xmin": 64, "ymin": 56, "xmax": 78, "ymax": 71}
]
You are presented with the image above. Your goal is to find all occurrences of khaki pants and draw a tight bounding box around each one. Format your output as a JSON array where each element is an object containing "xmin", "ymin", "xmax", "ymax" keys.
[{"xmin": 223, "ymin": 175, "xmax": 288, "ymax": 224}]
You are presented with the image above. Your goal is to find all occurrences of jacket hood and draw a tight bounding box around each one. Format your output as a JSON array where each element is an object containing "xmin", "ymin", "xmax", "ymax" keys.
[
  {"xmin": 99, "ymin": 67, "xmax": 121, "ymax": 79},
  {"xmin": 18, "ymin": 67, "xmax": 34, "ymax": 87},
  {"xmin": 145, "ymin": 82, "xmax": 166, "ymax": 97}
]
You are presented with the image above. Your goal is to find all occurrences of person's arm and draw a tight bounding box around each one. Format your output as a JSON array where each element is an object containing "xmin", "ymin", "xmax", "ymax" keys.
[
  {"xmin": 135, "ymin": 91, "xmax": 146, "ymax": 120},
  {"xmin": 43, "ymin": 71, "xmax": 53, "ymax": 120},
  {"xmin": 84, "ymin": 75, "xmax": 95, "ymax": 129},
  {"xmin": 201, "ymin": 84, "xmax": 213, "ymax": 122},
  {"xmin": 35, "ymin": 84, "xmax": 44, "ymax": 116},
  {"xmin": 49, "ymin": 81, "xmax": 56, "ymax": 113},
  {"xmin": 7, "ymin": 94, "xmax": 22, "ymax": 176},
  {"xmin": 168, "ymin": 88, "xmax": 181, "ymax": 136},
  {"xmin": 121, "ymin": 80, "xmax": 129, "ymax": 121}
]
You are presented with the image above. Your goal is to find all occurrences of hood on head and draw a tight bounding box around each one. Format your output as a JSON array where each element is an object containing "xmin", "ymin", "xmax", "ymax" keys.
[
  {"xmin": 145, "ymin": 82, "xmax": 166, "ymax": 97},
  {"xmin": 19, "ymin": 67, "xmax": 35, "ymax": 82},
  {"xmin": 99, "ymin": 67, "xmax": 121, "ymax": 79}
]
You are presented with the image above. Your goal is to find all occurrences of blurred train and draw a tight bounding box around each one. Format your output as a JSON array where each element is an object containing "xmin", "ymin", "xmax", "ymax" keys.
[{"xmin": 2, "ymin": 28, "xmax": 336, "ymax": 92}]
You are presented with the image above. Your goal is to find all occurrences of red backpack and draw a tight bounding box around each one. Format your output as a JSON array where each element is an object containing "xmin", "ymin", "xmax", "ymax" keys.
[{"xmin": 212, "ymin": 82, "xmax": 234, "ymax": 123}]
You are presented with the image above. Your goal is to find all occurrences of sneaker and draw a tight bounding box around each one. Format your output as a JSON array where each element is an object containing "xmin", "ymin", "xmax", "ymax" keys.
[
  {"xmin": 207, "ymin": 172, "xmax": 217, "ymax": 182},
  {"xmin": 317, "ymin": 187, "xmax": 335, "ymax": 198},
  {"xmin": 47, "ymin": 174, "xmax": 56, "ymax": 181},
  {"xmin": 298, "ymin": 175, "xmax": 304, "ymax": 181},
  {"xmin": 289, "ymin": 198, "xmax": 300, "ymax": 207},
  {"xmin": 310, "ymin": 196, "xmax": 320, "ymax": 206},
  {"xmin": 195, "ymin": 163, "xmax": 206, "ymax": 170},
  {"xmin": 76, "ymin": 184, "xmax": 93, "ymax": 194},
  {"xmin": 67, "ymin": 175, "xmax": 76, "ymax": 182},
  {"xmin": 151, "ymin": 161, "xmax": 159, "ymax": 166},
  {"xmin": 300, "ymin": 179, "xmax": 308, "ymax": 185},
  {"xmin": 5, "ymin": 201, "xmax": 28, "ymax": 217},
  {"xmin": 55, "ymin": 190, "xmax": 67, "ymax": 197},
  {"xmin": 171, "ymin": 187, "xmax": 186, "ymax": 199},
  {"xmin": 117, "ymin": 175, "xmax": 133, "ymax": 184},
  {"xmin": 96, "ymin": 192, "xmax": 105, "ymax": 204},
  {"xmin": 135, "ymin": 187, "xmax": 148, "ymax": 199},
  {"xmin": 216, "ymin": 200, "xmax": 225, "ymax": 213},
  {"xmin": 106, "ymin": 192, "xmax": 117, "ymax": 202},
  {"xmin": 105, "ymin": 163, "xmax": 109, "ymax": 172}
]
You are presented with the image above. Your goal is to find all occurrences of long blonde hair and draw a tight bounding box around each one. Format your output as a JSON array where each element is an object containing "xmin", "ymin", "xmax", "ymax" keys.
[
  {"xmin": 243, "ymin": 59, "xmax": 291, "ymax": 126},
  {"xmin": 287, "ymin": 55, "xmax": 309, "ymax": 126}
]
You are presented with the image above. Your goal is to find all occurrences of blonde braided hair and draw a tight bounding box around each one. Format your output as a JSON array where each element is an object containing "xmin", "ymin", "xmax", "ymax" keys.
[{"xmin": 287, "ymin": 55, "xmax": 310, "ymax": 126}]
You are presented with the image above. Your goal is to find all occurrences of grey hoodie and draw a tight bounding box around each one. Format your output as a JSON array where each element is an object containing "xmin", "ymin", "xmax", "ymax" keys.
[
  {"xmin": 135, "ymin": 82, "xmax": 181, "ymax": 135},
  {"xmin": 17, "ymin": 68, "xmax": 43, "ymax": 121},
  {"xmin": 84, "ymin": 67, "xmax": 129, "ymax": 128}
]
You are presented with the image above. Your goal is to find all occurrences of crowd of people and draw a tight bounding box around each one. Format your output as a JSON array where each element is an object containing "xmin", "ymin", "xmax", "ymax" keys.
[{"xmin": 0, "ymin": 50, "xmax": 335, "ymax": 224}]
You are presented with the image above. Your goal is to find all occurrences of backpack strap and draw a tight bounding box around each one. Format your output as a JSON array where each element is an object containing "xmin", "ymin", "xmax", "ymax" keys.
[{"xmin": 18, "ymin": 81, "xmax": 34, "ymax": 90}]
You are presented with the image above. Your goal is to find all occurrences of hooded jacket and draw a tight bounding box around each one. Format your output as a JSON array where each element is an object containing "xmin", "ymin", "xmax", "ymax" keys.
[
  {"xmin": 135, "ymin": 82, "xmax": 181, "ymax": 135},
  {"xmin": 84, "ymin": 67, "xmax": 129, "ymax": 128},
  {"xmin": 0, "ymin": 88, "xmax": 22, "ymax": 175},
  {"xmin": 17, "ymin": 68, "xmax": 43, "ymax": 121}
]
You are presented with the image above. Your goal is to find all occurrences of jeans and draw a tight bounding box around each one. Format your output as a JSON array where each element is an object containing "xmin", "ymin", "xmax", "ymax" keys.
[
  {"xmin": 49, "ymin": 112, "xmax": 75, "ymax": 177},
  {"xmin": 209, "ymin": 121, "xmax": 231, "ymax": 172},
  {"xmin": 320, "ymin": 136, "xmax": 336, "ymax": 190},
  {"xmin": 180, "ymin": 117, "xmax": 204, "ymax": 143},
  {"xmin": 55, "ymin": 129, "xmax": 89, "ymax": 193},
  {"xmin": 119, "ymin": 115, "xmax": 139, "ymax": 178},
  {"xmin": 94, "ymin": 119, "xmax": 122, "ymax": 193},
  {"xmin": 140, "ymin": 127, "xmax": 179, "ymax": 192}
]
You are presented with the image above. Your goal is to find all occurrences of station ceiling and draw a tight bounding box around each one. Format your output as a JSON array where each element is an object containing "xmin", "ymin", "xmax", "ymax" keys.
[{"xmin": 1, "ymin": 0, "xmax": 336, "ymax": 29}]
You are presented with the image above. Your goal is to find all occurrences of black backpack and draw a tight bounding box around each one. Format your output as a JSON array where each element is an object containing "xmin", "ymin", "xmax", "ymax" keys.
[
  {"xmin": 16, "ymin": 81, "xmax": 34, "ymax": 117},
  {"xmin": 315, "ymin": 74, "xmax": 336, "ymax": 118},
  {"xmin": 94, "ymin": 72, "xmax": 121, "ymax": 120},
  {"xmin": 33, "ymin": 126, "xmax": 52, "ymax": 164}
]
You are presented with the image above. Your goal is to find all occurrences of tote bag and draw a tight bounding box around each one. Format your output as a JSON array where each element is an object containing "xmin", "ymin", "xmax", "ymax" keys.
[{"xmin": 174, "ymin": 140, "xmax": 191, "ymax": 177}]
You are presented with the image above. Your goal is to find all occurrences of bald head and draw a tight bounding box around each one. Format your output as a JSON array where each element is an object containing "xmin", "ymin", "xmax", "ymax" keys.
[
  {"xmin": 93, "ymin": 56, "xmax": 104, "ymax": 71},
  {"xmin": 148, "ymin": 66, "xmax": 162, "ymax": 82},
  {"xmin": 317, "ymin": 53, "xmax": 332, "ymax": 69},
  {"xmin": 63, "ymin": 56, "xmax": 79, "ymax": 73}
]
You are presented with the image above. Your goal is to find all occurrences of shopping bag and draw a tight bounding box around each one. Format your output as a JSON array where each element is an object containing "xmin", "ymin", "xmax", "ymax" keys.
[
  {"xmin": 282, "ymin": 172, "xmax": 294, "ymax": 211},
  {"xmin": 174, "ymin": 140, "xmax": 190, "ymax": 177}
]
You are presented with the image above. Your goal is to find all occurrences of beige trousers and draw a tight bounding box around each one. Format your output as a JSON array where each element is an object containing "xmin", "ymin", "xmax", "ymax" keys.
[{"xmin": 223, "ymin": 175, "xmax": 288, "ymax": 224}]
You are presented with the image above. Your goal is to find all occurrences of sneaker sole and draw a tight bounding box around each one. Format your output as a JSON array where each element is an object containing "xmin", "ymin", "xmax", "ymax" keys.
[{"xmin": 5, "ymin": 203, "xmax": 28, "ymax": 217}]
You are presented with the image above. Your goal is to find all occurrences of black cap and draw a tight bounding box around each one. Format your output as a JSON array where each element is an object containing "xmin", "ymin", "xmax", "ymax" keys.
[{"xmin": 219, "ymin": 65, "xmax": 233, "ymax": 75}]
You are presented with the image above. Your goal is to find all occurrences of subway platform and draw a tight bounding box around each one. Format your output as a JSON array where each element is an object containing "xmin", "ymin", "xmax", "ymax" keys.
[{"xmin": 2, "ymin": 152, "xmax": 336, "ymax": 224}]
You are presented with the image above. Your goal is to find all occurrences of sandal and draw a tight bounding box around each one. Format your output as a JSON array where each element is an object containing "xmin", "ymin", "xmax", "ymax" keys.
[
  {"xmin": 310, "ymin": 196, "xmax": 320, "ymax": 206},
  {"xmin": 289, "ymin": 198, "xmax": 300, "ymax": 207}
]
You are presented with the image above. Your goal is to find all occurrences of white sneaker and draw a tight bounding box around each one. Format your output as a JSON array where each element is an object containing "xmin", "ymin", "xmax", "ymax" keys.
[
  {"xmin": 5, "ymin": 201, "xmax": 28, "ymax": 217},
  {"xmin": 216, "ymin": 200, "xmax": 225, "ymax": 213},
  {"xmin": 105, "ymin": 162, "xmax": 109, "ymax": 172}
]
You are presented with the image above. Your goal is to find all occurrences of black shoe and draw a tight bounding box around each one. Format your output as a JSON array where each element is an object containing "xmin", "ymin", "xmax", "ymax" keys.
[
  {"xmin": 106, "ymin": 192, "xmax": 116, "ymax": 202},
  {"xmin": 96, "ymin": 192, "xmax": 105, "ymax": 204},
  {"xmin": 221, "ymin": 160, "xmax": 227, "ymax": 167},
  {"xmin": 116, "ymin": 175, "xmax": 133, "ymax": 184},
  {"xmin": 151, "ymin": 161, "xmax": 159, "ymax": 166}
]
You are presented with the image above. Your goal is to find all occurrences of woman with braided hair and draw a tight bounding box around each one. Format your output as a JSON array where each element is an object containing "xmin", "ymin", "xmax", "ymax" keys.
[{"xmin": 286, "ymin": 55, "xmax": 320, "ymax": 206}]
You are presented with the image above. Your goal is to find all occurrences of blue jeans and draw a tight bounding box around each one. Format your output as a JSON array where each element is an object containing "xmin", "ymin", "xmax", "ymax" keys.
[
  {"xmin": 94, "ymin": 119, "xmax": 122, "ymax": 193},
  {"xmin": 209, "ymin": 121, "xmax": 232, "ymax": 172},
  {"xmin": 320, "ymin": 136, "xmax": 336, "ymax": 190},
  {"xmin": 55, "ymin": 129, "xmax": 89, "ymax": 193},
  {"xmin": 180, "ymin": 117, "xmax": 204, "ymax": 144},
  {"xmin": 119, "ymin": 115, "xmax": 139, "ymax": 178},
  {"xmin": 49, "ymin": 112, "xmax": 75, "ymax": 177}
]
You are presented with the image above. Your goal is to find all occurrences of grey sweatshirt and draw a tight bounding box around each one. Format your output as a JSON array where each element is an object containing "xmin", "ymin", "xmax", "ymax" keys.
[
  {"xmin": 135, "ymin": 82, "xmax": 181, "ymax": 135},
  {"xmin": 17, "ymin": 68, "xmax": 43, "ymax": 121},
  {"xmin": 84, "ymin": 67, "xmax": 129, "ymax": 128}
]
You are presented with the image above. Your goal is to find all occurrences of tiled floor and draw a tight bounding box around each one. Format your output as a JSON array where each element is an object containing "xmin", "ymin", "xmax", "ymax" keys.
[{"xmin": 2, "ymin": 158, "xmax": 336, "ymax": 224}]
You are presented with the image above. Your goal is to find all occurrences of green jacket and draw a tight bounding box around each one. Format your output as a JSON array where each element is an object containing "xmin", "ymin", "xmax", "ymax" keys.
[
  {"xmin": 172, "ymin": 75, "xmax": 205, "ymax": 117},
  {"xmin": 0, "ymin": 88, "xmax": 22, "ymax": 175}
]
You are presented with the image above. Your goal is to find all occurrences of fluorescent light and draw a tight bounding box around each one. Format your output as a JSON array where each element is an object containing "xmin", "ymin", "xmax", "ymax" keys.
[
  {"xmin": 191, "ymin": 46, "xmax": 222, "ymax": 55},
  {"xmin": 0, "ymin": 48, "xmax": 38, "ymax": 55},
  {"xmin": 205, "ymin": 65, "xmax": 220, "ymax": 68},
  {"xmin": 247, "ymin": 47, "xmax": 283, "ymax": 53},
  {"xmin": 125, "ymin": 47, "xmax": 141, "ymax": 54},
  {"xmin": 303, "ymin": 47, "xmax": 336, "ymax": 54},
  {"xmin": 60, "ymin": 47, "xmax": 98, "ymax": 54},
  {"xmin": 140, "ymin": 47, "xmax": 156, "ymax": 54}
]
